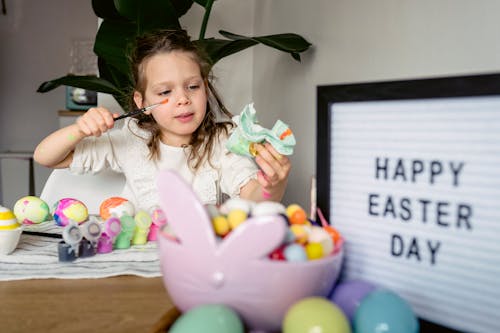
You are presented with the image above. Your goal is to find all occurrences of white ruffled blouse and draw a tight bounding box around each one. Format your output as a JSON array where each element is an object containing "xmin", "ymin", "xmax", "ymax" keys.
[{"xmin": 70, "ymin": 119, "xmax": 258, "ymax": 210}]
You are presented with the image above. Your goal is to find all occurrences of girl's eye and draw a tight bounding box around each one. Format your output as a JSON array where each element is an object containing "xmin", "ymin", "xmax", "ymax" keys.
[
  {"xmin": 160, "ymin": 90, "xmax": 171, "ymax": 96},
  {"xmin": 188, "ymin": 84, "xmax": 200, "ymax": 90}
]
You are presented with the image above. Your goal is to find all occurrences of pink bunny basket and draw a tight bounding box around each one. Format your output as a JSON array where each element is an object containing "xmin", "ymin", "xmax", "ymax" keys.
[{"xmin": 157, "ymin": 170, "xmax": 344, "ymax": 332}]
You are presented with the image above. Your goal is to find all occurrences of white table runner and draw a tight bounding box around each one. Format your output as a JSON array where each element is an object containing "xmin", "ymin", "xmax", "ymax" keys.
[{"xmin": 0, "ymin": 221, "xmax": 161, "ymax": 281}]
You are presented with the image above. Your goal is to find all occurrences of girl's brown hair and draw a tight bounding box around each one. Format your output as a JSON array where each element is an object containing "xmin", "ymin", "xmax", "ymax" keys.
[{"xmin": 128, "ymin": 29, "xmax": 233, "ymax": 170}]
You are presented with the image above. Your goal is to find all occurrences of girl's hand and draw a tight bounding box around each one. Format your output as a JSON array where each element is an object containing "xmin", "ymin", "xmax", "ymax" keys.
[
  {"xmin": 76, "ymin": 107, "xmax": 119, "ymax": 137},
  {"xmin": 254, "ymin": 142, "xmax": 291, "ymax": 201}
]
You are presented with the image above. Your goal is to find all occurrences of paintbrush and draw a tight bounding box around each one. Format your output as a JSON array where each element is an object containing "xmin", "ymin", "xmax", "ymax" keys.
[{"xmin": 114, "ymin": 98, "xmax": 168, "ymax": 121}]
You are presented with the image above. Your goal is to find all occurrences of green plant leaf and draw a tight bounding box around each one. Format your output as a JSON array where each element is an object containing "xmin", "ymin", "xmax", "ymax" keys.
[
  {"xmin": 195, "ymin": 38, "xmax": 258, "ymax": 65},
  {"xmin": 92, "ymin": 0, "xmax": 123, "ymax": 20},
  {"xmin": 37, "ymin": 75, "xmax": 121, "ymax": 95},
  {"xmin": 113, "ymin": 0, "xmax": 138, "ymax": 20},
  {"xmin": 97, "ymin": 58, "xmax": 132, "ymax": 108},
  {"xmin": 114, "ymin": 0, "xmax": 181, "ymax": 34},
  {"xmin": 219, "ymin": 30, "xmax": 311, "ymax": 60},
  {"xmin": 193, "ymin": 0, "xmax": 209, "ymax": 6},
  {"xmin": 170, "ymin": 0, "xmax": 195, "ymax": 17},
  {"xmin": 94, "ymin": 19, "xmax": 136, "ymax": 75}
]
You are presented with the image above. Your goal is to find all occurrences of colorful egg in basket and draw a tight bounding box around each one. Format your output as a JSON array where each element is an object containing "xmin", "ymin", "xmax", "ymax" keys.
[
  {"xmin": 0, "ymin": 206, "xmax": 23, "ymax": 255},
  {"xmin": 53, "ymin": 198, "xmax": 88, "ymax": 226},
  {"xmin": 99, "ymin": 197, "xmax": 135, "ymax": 220},
  {"xmin": 13, "ymin": 196, "xmax": 51, "ymax": 225},
  {"xmin": 156, "ymin": 171, "xmax": 344, "ymax": 332}
]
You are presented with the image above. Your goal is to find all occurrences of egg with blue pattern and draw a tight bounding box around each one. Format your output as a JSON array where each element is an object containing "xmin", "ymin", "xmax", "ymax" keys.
[{"xmin": 53, "ymin": 198, "xmax": 88, "ymax": 226}]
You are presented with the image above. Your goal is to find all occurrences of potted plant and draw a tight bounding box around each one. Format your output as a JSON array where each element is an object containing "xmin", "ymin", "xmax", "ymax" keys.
[{"xmin": 37, "ymin": 0, "xmax": 312, "ymax": 110}]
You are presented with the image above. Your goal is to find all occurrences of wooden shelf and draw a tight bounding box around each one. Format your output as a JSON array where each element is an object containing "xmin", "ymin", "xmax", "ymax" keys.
[{"xmin": 58, "ymin": 110, "xmax": 87, "ymax": 116}]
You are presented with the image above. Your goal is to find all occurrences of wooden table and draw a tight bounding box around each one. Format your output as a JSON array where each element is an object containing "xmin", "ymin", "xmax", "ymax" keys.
[{"xmin": 0, "ymin": 276, "xmax": 178, "ymax": 333}]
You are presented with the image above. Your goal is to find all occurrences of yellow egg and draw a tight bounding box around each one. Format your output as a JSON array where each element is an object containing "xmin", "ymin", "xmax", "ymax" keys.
[
  {"xmin": 227, "ymin": 209, "xmax": 247, "ymax": 230},
  {"xmin": 0, "ymin": 206, "xmax": 20, "ymax": 230},
  {"xmin": 308, "ymin": 226, "xmax": 334, "ymax": 255},
  {"xmin": 305, "ymin": 242, "xmax": 324, "ymax": 260},
  {"xmin": 289, "ymin": 224, "xmax": 308, "ymax": 244},
  {"xmin": 0, "ymin": 206, "xmax": 22, "ymax": 255},
  {"xmin": 212, "ymin": 215, "xmax": 230, "ymax": 236}
]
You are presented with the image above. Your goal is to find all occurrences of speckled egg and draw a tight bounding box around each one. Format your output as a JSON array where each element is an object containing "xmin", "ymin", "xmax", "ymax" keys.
[
  {"xmin": 99, "ymin": 197, "xmax": 135, "ymax": 220},
  {"xmin": 53, "ymin": 198, "xmax": 88, "ymax": 226},
  {"xmin": 13, "ymin": 196, "xmax": 51, "ymax": 225}
]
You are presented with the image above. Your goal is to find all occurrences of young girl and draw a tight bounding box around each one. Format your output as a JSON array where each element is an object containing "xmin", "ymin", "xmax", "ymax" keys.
[{"xmin": 34, "ymin": 29, "xmax": 291, "ymax": 211}]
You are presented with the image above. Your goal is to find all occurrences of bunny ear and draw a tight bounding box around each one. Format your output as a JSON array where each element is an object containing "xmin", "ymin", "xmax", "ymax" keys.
[
  {"xmin": 216, "ymin": 215, "xmax": 287, "ymax": 262},
  {"xmin": 156, "ymin": 170, "xmax": 217, "ymax": 252}
]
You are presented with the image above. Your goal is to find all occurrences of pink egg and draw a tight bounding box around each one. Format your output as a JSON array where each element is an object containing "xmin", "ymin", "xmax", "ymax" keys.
[{"xmin": 53, "ymin": 198, "xmax": 88, "ymax": 226}]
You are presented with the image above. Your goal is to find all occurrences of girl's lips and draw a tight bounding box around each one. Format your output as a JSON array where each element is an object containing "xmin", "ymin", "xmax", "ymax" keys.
[{"xmin": 175, "ymin": 112, "xmax": 194, "ymax": 123}]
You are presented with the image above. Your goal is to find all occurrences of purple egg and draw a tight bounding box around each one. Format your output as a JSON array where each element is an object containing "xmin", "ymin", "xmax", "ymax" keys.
[{"xmin": 329, "ymin": 279, "xmax": 378, "ymax": 322}]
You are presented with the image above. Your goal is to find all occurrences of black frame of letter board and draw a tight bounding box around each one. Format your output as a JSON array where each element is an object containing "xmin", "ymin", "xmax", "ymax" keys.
[{"xmin": 316, "ymin": 72, "xmax": 500, "ymax": 333}]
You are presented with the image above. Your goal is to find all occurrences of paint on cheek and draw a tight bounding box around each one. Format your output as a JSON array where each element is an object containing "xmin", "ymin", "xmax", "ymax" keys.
[{"xmin": 67, "ymin": 133, "xmax": 76, "ymax": 141}]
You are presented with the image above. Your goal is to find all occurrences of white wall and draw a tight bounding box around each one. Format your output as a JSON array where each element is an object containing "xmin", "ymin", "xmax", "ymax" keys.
[
  {"xmin": 0, "ymin": 0, "xmax": 96, "ymax": 208},
  {"xmin": 252, "ymin": 0, "xmax": 500, "ymax": 208}
]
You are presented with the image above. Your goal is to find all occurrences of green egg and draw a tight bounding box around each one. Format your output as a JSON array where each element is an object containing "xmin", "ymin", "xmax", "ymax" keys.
[{"xmin": 170, "ymin": 304, "xmax": 244, "ymax": 333}]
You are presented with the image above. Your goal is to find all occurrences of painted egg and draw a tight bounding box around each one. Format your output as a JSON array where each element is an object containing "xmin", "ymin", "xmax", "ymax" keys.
[
  {"xmin": 169, "ymin": 304, "xmax": 244, "ymax": 333},
  {"xmin": 308, "ymin": 226, "xmax": 334, "ymax": 256},
  {"xmin": 13, "ymin": 196, "xmax": 51, "ymax": 225},
  {"xmin": 252, "ymin": 201, "xmax": 286, "ymax": 216},
  {"xmin": 53, "ymin": 198, "xmax": 88, "ymax": 226},
  {"xmin": 219, "ymin": 198, "xmax": 253, "ymax": 215},
  {"xmin": 286, "ymin": 204, "xmax": 308, "ymax": 225},
  {"xmin": 99, "ymin": 197, "xmax": 135, "ymax": 220},
  {"xmin": 284, "ymin": 243, "xmax": 308, "ymax": 262},
  {"xmin": 0, "ymin": 206, "xmax": 22, "ymax": 255},
  {"xmin": 0, "ymin": 206, "xmax": 21, "ymax": 230},
  {"xmin": 227, "ymin": 209, "xmax": 247, "ymax": 230}
]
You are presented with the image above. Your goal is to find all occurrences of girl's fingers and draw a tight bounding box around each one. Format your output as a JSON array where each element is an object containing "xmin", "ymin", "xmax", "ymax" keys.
[
  {"xmin": 257, "ymin": 170, "xmax": 271, "ymax": 188},
  {"xmin": 263, "ymin": 142, "xmax": 288, "ymax": 166},
  {"xmin": 254, "ymin": 143, "xmax": 291, "ymax": 184},
  {"xmin": 76, "ymin": 117, "xmax": 92, "ymax": 136},
  {"xmin": 99, "ymin": 109, "xmax": 116, "ymax": 128},
  {"xmin": 89, "ymin": 109, "xmax": 110, "ymax": 133},
  {"xmin": 255, "ymin": 154, "xmax": 277, "ymax": 183},
  {"xmin": 77, "ymin": 107, "xmax": 114, "ymax": 137}
]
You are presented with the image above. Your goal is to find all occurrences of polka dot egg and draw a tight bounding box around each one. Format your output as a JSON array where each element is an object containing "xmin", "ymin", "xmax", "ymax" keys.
[
  {"xmin": 53, "ymin": 198, "xmax": 88, "ymax": 226},
  {"xmin": 13, "ymin": 196, "xmax": 51, "ymax": 225}
]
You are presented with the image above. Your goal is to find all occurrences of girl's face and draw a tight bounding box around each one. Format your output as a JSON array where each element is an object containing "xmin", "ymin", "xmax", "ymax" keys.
[{"xmin": 134, "ymin": 50, "xmax": 207, "ymax": 147}]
